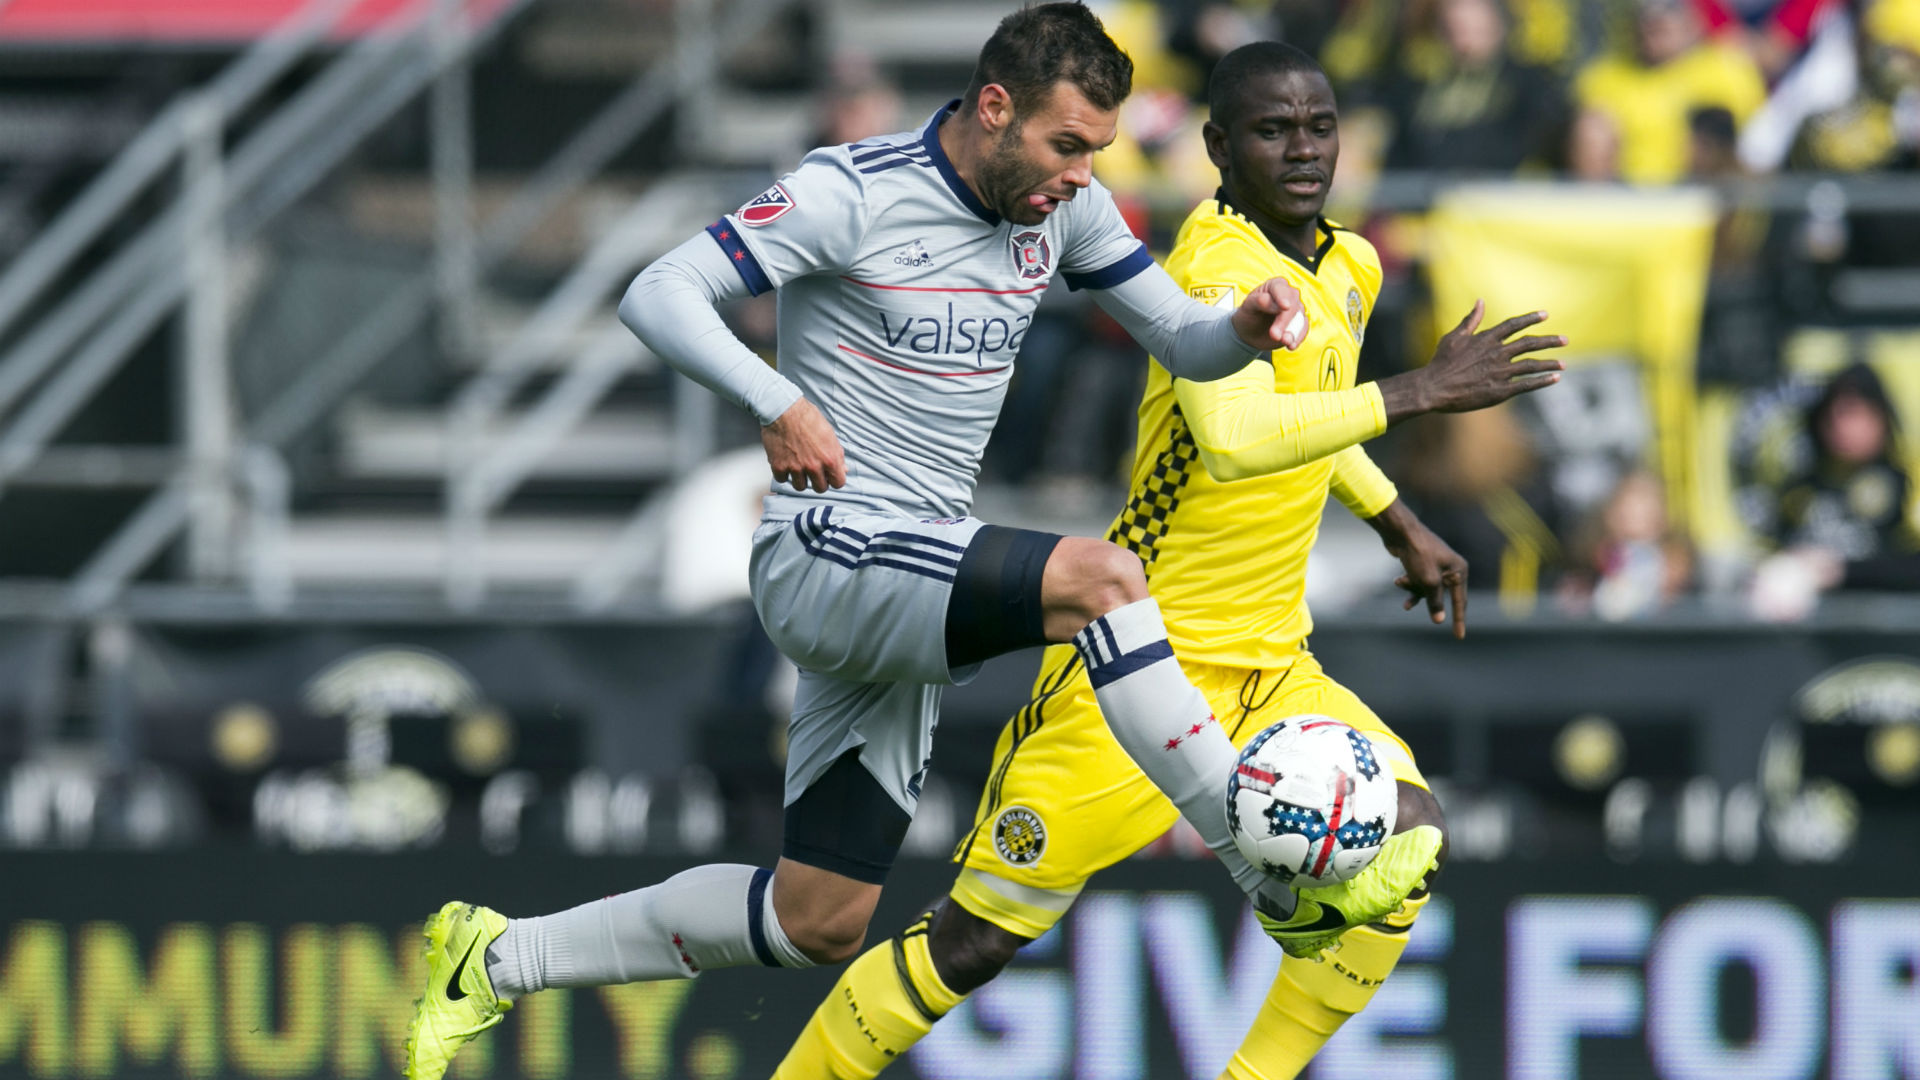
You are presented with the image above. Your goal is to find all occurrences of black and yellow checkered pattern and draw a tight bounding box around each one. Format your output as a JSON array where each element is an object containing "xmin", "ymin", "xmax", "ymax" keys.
[{"xmin": 1106, "ymin": 412, "xmax": 1197, "ymax": 571}]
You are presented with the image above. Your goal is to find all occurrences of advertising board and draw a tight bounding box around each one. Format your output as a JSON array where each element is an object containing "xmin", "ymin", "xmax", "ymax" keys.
[{"xmin": 2, "ymin": 853, "xmax": 1914, "ymax": 1079}]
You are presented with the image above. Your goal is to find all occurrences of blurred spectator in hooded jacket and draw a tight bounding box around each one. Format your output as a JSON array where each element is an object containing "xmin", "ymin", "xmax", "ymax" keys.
[
  {"xmin": 1574, "ymin": 0, "xmax": 1767, "ymax": 183},
  {"xmin": 1743, "ymin": 363, "xmax": 1920, "ymax": 619}
]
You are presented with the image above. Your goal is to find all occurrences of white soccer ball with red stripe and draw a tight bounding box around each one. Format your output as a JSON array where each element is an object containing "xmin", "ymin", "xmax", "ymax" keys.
[{"xmin": 1226, "ymin": 714, "xmax": 1398, "ymax": 888}]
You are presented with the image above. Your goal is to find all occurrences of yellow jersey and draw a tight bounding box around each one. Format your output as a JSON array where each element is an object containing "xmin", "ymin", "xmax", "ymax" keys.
[{"xmin": 1108, "ymin": 194, "xmax": 1398, "ymax": 669}]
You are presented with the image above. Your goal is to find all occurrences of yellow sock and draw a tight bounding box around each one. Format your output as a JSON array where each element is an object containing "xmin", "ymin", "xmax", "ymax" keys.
[
  {"xmin": 772, "ymin": 912, "xmax": 965, "ymax": 1079},
  {"xmin": 1224, "ymin": 893, "xmax": 1430, "ymax": 1080}
]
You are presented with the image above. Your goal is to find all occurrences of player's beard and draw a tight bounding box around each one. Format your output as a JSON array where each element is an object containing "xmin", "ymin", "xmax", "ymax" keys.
[{"xmin": 979, "ymin": 121, "xmax": 1055, "ymax": 225}]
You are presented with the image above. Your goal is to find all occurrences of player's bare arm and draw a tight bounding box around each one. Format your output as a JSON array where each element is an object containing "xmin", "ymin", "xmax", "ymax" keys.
[
  {"xmin": 1364, "ymin": 499, "xmax": 1471, "ymax": 638},
  {"xmin": 1376, "ymin": 300, "xmax": 1567, "ymax": 423}
]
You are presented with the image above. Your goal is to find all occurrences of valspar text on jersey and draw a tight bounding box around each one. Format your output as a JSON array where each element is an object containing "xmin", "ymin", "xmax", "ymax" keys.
[{"xmin": 877, "ymin": 306, "xmax": 1031, "ymax": 366}]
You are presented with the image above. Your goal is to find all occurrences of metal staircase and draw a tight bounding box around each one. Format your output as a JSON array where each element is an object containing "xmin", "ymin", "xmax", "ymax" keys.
[{"xmin": 0, "ymin": 0, "xmax": 808, "ymax": 618}]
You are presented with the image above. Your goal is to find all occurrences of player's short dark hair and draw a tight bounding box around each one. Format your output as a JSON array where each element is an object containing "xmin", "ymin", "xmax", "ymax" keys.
[
  {"xmin": 961, "ymin": 3, "xmax": 1133, "ymax": 120},
  {"xmin": 1208, "ymin": 41, "xmax": 1328, "ymax": 128}
]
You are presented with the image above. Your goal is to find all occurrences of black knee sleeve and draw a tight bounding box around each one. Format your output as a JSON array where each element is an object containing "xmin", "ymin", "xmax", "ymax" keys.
[{"xmin": 944, "ymin": 525, "xmax": 1062, "ymax": 671}]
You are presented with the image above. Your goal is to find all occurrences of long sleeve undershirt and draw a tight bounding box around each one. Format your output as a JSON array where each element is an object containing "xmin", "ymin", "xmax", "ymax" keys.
[
  {"xmin": 1329, "ymin": 443, "xmax": 1401, "ymax": 520},
  {"xmin": 1088, "ymin": 260, "xmax": 1262, "ymax": 383},
  {"xmin": 620, "ymin": 233, "xmax": 801, "ymax": 426},
  {"xmin": 1173, "ymin": 361, "xmax": 1389, "ymax": 484}
]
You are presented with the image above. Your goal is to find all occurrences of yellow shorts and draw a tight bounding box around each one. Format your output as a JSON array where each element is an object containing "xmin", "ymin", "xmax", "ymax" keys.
[{"xmin": 951, "ymin": 643, "xmax": 1426, "ymax": 938}]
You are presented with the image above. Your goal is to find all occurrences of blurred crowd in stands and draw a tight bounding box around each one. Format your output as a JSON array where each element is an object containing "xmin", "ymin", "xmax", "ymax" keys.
[
  {"xmin": 786, "ymin": 0, "xmax": 1920, "ymax": 622},
  {"xmin": 12, "ymin": 1, "xmax": 1920, "ymax": 854},
  {"xmin": 1086, "ymin": 0, "xmax": 1920, "ymax": 183}
]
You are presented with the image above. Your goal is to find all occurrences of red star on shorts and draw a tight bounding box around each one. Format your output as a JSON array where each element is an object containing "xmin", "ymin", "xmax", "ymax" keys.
[
  {"xmin": 719, "ymin": 229, "xmax": 731, "ymax": 240},
  {"xmin": 1188, "ymin": 722, "xmax": 1207, "ymax": 736},
  {"xmin": 1164, "ymin": 737, "xmax": 1183, "ymax": 751},
  {"xmin": 733, "ymin": 251, "xmax": 745, "ymax": 260}
]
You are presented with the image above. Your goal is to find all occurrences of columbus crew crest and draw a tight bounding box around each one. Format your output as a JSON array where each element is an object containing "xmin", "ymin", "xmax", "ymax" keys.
[
  {"xmin": 1346, "ymin": 287, "xmax": 1366, "ymax": 345},
  {"xmin": 993, "ymin": 806, "xmax": 1047, "ymax": 865},
  {"xmin": 1010, "ymin": 230, "xmax": 1052, "ymax": 280}
]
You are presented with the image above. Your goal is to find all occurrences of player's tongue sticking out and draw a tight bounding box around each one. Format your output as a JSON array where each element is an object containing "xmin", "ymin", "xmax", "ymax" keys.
[{"xmin": 978, "ymin": 129, "xmax": 1056, "ymax": 224}]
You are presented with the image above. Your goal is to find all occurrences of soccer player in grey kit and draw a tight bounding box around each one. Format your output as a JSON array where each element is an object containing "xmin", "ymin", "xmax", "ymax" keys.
[{"xmin": 403, "ymin": 8, "xmax": 1440, "ymax": 1075}]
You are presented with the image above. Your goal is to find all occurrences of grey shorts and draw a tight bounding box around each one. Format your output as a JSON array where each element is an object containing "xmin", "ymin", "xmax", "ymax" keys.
[
  {"xmin": 750, "ymin": 505, "xmax": 988, "ymax": 687},
  {"xmin": 750, "ymin": 504, "xmax": 1059, "ymax": 882}
]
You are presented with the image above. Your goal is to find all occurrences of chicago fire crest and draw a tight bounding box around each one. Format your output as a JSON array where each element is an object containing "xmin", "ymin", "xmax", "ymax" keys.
[{"xmin": 1010, "ymin": 230, "xmax": 1052, "ymax": 280}]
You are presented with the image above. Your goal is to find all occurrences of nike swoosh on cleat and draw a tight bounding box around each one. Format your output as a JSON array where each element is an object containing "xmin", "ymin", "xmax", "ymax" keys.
[{"xmin": 446, "ymin": 934, "xmax": 481, "ymax": 1002}]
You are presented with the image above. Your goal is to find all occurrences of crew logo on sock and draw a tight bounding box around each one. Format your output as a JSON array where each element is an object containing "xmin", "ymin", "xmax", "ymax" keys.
[
  {"xmin": 1331, "ymin": 956, "xmax": 1387, "ymax": 989},
  {"xmin": 992, "ymin": 806, "xmax": 1046, "ymax": 866}
]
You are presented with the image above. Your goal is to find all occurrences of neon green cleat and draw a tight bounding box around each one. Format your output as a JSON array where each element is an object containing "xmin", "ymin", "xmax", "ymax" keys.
[
  {"xmin": 1258, "ymin": 824, "xmax": 1443, "ymax": 959},
  {"xmin": 405, "ymin": 901, "xmax": 513, "ymax": 1080}
]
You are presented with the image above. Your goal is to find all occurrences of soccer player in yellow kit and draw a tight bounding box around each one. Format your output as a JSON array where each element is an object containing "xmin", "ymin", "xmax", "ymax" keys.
[{"xmin": 774, "ymin": 41, "xmax": 1567, "ymax": 1079}]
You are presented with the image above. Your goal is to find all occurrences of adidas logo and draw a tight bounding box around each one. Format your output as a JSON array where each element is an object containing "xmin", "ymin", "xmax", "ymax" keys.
[{"xmin": 894, "ymin": 239, "xmax": 934, "ymax": 267}]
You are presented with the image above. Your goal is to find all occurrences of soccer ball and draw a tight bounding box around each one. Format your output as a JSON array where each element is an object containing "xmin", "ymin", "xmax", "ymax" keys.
[{"xmin": 1226, "ymin": 715, "xmax": 1398, "ymax": 888}]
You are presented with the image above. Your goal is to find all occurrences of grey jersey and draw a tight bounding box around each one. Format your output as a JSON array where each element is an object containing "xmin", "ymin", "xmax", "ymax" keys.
[{"xmin": 709, "ymin": 102, "xmax": 1153, "ymax": 524}]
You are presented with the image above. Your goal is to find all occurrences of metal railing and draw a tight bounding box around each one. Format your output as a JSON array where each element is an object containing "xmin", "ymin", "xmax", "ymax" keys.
[
  {"xmin": 0, "ymin": 0, "xmax": 359, "ymax": 360},
  {"xmin": 442, "ymin": 173, "xmax": 754, "ymax": 608},
  {"xmin": 0, "ymin": 0, "xmax": 535, "ymax": 607},
  {"xmin": 0, "ymin": 0, "xmax": 801, "ymax": 618}
]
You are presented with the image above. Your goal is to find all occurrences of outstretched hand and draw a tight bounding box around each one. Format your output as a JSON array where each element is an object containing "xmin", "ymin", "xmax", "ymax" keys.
[
  {"xmin": 1381, "ymin": 300, "xmax": 1566, "ymax": 422},
  {"xmin": 1390, "ymin": 526, "xmax": 1469, "ymax": 639},
  {"xmin": 761, "ymin": 398, "xmax": 846, "ymax": 493},
  {"xmin": 1369, "ymin": 502, "xmax": 1470, "ymax": 639},
  {"xmin": 1231, "ymin": 277, "xmax": 1310, "ymax": 352}
]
